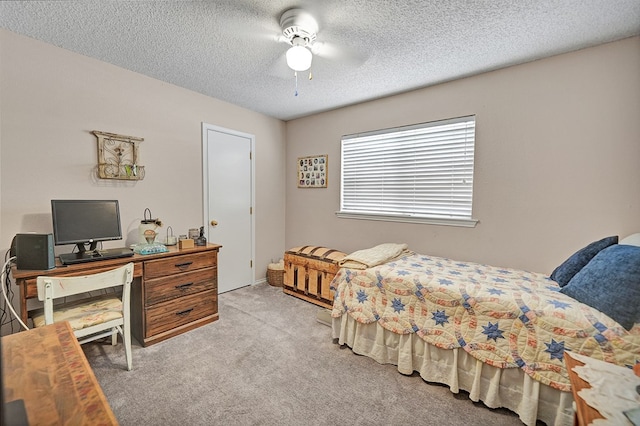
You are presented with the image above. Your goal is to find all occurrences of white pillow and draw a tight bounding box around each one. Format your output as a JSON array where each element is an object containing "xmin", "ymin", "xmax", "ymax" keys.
[{"xmin": 620, "ymin": 233, "xmax": 640, "ymax": 246}]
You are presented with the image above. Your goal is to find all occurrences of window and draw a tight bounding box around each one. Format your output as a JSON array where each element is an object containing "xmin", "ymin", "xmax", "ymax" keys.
[{"xmin": 338, "ymin": 115, "xmax": 477, "ymax": 227}]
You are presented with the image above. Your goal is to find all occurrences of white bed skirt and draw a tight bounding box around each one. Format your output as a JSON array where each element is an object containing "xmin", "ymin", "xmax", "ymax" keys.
[{"xmin": 332, "ymin": 315, "xmax": 575, "ymax": 426}]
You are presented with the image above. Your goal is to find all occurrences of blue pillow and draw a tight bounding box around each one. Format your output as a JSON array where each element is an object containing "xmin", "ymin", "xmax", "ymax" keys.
[
  {"xmin": 550, "ymin": 236, "xmax": 618, "ymax": 287},
  {"xmin": 560, "ymin": 244, "xmax": 640, "ymax": 330}
]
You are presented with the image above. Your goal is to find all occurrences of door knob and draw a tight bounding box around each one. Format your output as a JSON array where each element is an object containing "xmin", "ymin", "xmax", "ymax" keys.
[{"xmin": 210, "ymin": 220, "xmax": 218, "ymax": 226}]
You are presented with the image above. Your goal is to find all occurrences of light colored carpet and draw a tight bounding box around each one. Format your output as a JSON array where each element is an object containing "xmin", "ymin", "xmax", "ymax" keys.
[{"xmin": 83, "ymin": 283, "xmax": 525, "ymax": 425}]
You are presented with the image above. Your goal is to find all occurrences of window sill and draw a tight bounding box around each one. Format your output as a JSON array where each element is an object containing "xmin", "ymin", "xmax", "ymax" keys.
[{"xmin": 335, "ymin": 211, "xmax": 478, "ymax": 228}]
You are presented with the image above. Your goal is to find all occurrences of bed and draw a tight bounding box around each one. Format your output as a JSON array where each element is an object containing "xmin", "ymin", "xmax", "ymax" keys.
[{"xmin": 330, "ymin": 239, "xmax": 640, "ymax": 426}]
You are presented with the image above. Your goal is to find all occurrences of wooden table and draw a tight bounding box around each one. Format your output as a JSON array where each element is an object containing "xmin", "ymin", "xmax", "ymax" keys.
[
  {"xmin": 2, "ymin": 321, "xmax": 118, "ymax": 425},
  {"xmin": 564, "ymin": 352, "xmax": 604, "ymax": 425},
  {"xmin": 12, "ymin": 244, "xmax": 221, "ymax": 346}
]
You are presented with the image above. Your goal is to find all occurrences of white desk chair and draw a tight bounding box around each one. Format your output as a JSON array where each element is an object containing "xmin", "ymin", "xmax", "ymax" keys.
[{"xmin": 32, "ymin": 262, "xmax": 134, "ymax": 371}]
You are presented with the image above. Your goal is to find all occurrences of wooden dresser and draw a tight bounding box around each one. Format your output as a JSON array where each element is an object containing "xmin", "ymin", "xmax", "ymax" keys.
[
  {"xmin": 12, "ymin": 244, "xmax": 221, "ymax": 347},
  {"xmin": 134, "ymin": 248, "xmax": 219, "ymax": 346}
]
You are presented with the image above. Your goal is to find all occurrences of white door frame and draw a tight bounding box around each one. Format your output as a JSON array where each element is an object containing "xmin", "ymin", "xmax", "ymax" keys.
[{"xmin": 201, "ymin": 122, "xmax": 256, "ymax": 287}]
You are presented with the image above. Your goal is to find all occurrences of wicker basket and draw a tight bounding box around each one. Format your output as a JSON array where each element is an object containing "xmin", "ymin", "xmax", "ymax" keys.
[{"xmin": 267, "ymin": 262, "xmax": 284, "ymax": 287}]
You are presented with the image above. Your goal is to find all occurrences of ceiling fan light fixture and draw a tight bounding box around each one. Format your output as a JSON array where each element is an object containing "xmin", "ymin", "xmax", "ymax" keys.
[
  {"xmin": 280, "ymin": 9, "xmax": 317, "ymax": 73},
  {"xmin": 286, "ymin": 44, "xmax": 312, "ymax": 71}
]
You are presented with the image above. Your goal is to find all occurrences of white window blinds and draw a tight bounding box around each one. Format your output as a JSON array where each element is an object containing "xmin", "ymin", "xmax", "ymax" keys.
[{"xmin": 339, "ymin": 115, "xmax": 477, "ymax": 226}]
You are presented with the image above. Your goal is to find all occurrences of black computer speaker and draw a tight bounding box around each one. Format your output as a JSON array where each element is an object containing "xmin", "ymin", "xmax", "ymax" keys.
[{"xmin": 15, "ymin": 233, "xmax": 55, "ymax": 270}]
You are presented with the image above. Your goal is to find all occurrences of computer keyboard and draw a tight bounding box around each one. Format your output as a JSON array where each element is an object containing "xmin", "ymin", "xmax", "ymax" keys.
[
  {"xmin": 59, "ymin": 247, "xmax": 134, "ymax": 265},
  {"xmin": 97, "ymin": 248, "xmax": 135, "ymax": 259}
]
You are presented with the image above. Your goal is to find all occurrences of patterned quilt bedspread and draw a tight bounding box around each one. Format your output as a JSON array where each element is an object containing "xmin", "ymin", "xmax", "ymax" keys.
[{"xmin": 331, "ymin": 251, "xmax": 640, "ymax": 391}]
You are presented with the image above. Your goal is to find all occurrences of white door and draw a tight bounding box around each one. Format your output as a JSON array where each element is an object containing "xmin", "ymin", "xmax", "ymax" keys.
[{"xmin": 202, "ymin": 123, "xmax": 254, "ymax": 293}]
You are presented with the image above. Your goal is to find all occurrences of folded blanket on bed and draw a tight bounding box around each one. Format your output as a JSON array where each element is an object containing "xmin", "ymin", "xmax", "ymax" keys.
[{"xmin": 338, "ymin": 243, "xmax": 409, "ymax": 269}]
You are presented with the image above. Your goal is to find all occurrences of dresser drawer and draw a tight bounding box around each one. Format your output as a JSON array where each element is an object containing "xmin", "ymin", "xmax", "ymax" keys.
[
  {"xmin": 145, "ymin": 289, "xmax": 217, "ymax": 337},
  {"xmin": 144, "ymin": 252, "xmax": 216, "ymax": 279},
  {"xmin": 24, "ymin": 278, "xmax": 38, "ymax": 298},
  {"xmin": 145, "ymin": 268, "xmax": 216, "ymax": 306}
]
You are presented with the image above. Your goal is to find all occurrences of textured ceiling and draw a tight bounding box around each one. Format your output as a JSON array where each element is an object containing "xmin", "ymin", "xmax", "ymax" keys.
[{"xmin": 1, "ymin": 1, "xmax": 639, "ymax": 121}]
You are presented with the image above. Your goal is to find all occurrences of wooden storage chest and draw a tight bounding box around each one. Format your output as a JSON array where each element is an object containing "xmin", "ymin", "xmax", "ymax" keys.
[{"xmin": 283, "ymin": 246, "xmax": 346, "ymax": 309}]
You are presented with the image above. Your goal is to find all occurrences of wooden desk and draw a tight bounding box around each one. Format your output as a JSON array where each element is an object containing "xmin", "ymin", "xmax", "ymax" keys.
[
  {"xmin": 2, "ymin": 321, "xmax": 117, "ymax": 425},
  {"xmin": 12, "ymin": 244, "xmax": 221, "ymax": 346},
  {"xmin": 564, "ymin": 352, "xmax": 604, "ymax": 425}
]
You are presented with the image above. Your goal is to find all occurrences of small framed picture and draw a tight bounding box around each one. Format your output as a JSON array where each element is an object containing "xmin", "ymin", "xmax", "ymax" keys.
[{"xmin": 298, "ymin": 155, "xmax": 327, "ymax": 188}]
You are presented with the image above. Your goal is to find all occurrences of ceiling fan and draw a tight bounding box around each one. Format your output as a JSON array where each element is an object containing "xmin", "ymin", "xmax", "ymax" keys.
[{"xmin": 275, "ymin": 8, "xmax": 367, "ymax": 96}]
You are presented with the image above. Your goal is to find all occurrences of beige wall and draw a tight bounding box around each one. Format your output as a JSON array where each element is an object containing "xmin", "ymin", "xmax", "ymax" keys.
[
  {"xmin": 2, "ymin": 29, "xmax": 638, "ymax": 285},
  {"xmin": 0, "ymin": 29, "xmax": 287, "ymax": 281},
  {"xmin": 285, "ymin": 36, "xmax": 640, "ymax": 274}
]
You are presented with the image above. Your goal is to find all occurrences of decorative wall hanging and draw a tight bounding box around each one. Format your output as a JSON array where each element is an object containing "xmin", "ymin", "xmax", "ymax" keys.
[
  {"xmin": 93, "ymin": 130, "xmax": 145, "ymax": 180},
  {"xmin": 298, "ymin": 154, "xmax": 327, "ymax": 188}
]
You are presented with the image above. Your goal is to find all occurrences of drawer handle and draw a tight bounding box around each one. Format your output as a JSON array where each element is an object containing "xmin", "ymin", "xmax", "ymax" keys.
[
  {"xmin": 175, "ymin": 282, "xmax": 194, "ymax": 291},
  {"xmin": 175, "ymin": 261, "xmax": 193, "ymax": 269},
  {"xmin": 176, "ymin": 308, "xmax": 194, "ymax": 317}
]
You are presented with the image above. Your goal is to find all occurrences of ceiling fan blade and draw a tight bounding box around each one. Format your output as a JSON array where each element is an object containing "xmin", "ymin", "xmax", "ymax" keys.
[{"xmin": 311, "ymin": 41, "xmax": 369, "ymax": 68}]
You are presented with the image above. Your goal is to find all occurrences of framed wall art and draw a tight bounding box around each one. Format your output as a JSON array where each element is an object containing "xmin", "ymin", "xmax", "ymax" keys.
[
  {"xmin": 93, "ymin": 130, "xmax": 145, "ymax": 180},
  {"xmin": 298, "ymin": 155, "xmax": 327, "ymax": 188}
]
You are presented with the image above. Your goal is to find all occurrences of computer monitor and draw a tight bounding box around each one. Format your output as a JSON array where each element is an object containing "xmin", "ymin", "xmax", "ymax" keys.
[{"xmin": 51, "ymin": 199, "xmax": 123, "ymax": 253}]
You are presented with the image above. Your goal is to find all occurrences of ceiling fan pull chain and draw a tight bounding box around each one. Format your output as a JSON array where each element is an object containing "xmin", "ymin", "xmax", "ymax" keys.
[{"xmin": 294, "ymin": 71, "xmax": 299, "ymax": 97}]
